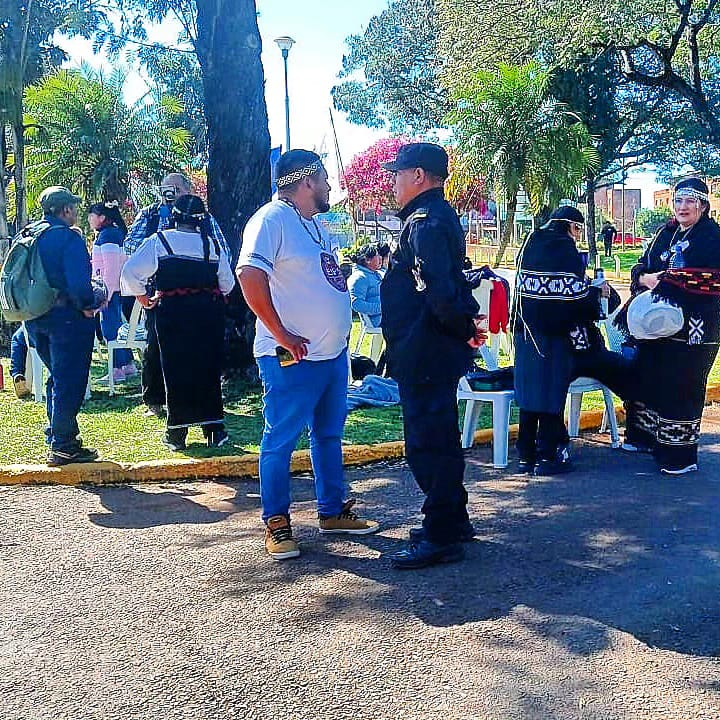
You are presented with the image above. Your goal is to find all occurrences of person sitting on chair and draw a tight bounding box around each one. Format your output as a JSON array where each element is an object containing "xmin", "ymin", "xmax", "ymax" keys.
[{"xmin": 347, "ymin": 243, "xmax": 383, "ymax": 327}]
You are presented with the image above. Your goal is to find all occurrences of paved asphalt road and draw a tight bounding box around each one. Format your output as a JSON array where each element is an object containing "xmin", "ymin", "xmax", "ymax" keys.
[{"xmin": 2, "ymin": 411, "xmax": 720, "ymax": 719}]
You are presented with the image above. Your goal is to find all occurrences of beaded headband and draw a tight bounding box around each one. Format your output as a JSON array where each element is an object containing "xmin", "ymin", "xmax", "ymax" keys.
[
  {"xmin": 276, "ymin": 160, "xmax": 323, "ymax": 188},
  {"xmin": 172, "ymin": 205, "xmax": 206, "ymax": 220},
  {"xmin": 674, "ymin": 187, "xmax": 709, "ymax": 203}
]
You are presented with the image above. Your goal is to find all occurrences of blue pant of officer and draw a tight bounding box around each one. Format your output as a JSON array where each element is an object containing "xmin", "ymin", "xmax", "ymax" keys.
[
  {"xmin": 398, "ymin": 379, "xmax": 469, "ymax": 544},
  {"xmin": 25, "ymin": 311, "xmax": 95, "ymax": 452}
]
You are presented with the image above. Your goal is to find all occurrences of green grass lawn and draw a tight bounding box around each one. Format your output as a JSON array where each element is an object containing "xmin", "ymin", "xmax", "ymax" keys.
[
  {"xmin": 599, "ymin": 250, "xmax": 642, "ymax": 274},
  {"xmin": 4, "ymin": 317, "xmax": 717, "ymax": 466}
]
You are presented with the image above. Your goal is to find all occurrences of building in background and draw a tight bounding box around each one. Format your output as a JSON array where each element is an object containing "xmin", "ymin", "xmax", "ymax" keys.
[
  {"xmin": 594, "ymin": 187, "xmax": 642, "ymax": 231},
  {"xmin": 654, "ymin": 176, "xmax": 720, "ymax": 220}
]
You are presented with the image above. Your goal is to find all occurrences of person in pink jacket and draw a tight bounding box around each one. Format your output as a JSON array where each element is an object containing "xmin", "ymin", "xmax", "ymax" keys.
[{"xmin": 89, "ymin": 201, "xmax": 137, "ymax": 383}]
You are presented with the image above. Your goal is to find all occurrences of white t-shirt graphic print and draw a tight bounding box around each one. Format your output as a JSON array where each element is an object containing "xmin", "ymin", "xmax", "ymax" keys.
[{"xmin": 238, "ymin": 200, "xmax": 352, "ymax": 360}]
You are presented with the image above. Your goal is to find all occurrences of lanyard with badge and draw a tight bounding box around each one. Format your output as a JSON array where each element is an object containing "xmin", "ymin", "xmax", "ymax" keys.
[
  {"xmin": 279, "ymin": 197, "xmax": 327, "ymax": 251},
  {"xmin": 280, "ymin": 197, "xmax": 347, "ymax": 292}
]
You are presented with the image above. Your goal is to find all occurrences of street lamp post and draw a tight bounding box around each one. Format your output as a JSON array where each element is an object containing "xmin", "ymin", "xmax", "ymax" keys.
[{"xmin": 274, "ymin": 36, "xmax": 295, "ymax": 152}]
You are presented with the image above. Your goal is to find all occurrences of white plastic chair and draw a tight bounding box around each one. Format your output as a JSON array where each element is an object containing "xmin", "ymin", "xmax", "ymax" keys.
[
  {"xmin": 458, "ymin": 274, "xmax": 515, "ymax": 467},
  {"xmin": 107, "ymin": 300, "xmax": 147, "ymax": 396},
  {"xmin": 354, "ymin": 312, "xmax": 384, "ymax": 364},
  {"xmin": 565, "ymin": 307, "xmax": 621, "ymax": 448},
  {"xmin": 457, "ymin": 379, "xmax": 514, "ymax": 468}
]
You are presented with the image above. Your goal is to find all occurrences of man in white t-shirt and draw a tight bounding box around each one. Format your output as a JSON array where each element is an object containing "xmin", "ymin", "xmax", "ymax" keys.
[{"xmin": 237, "ymin": 150, "xmax": 379, "ymax": 560}]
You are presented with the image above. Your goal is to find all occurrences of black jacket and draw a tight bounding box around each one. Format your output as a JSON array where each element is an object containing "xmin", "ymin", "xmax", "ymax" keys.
[
  {"xmin": 629, "ymin": 215, "xmax": 720, "ymax": 344},
  {"xmin": 512, "ymin": 223, "xmax": 603, "ymax": 413},
  {"xmin": 514, "ymin": 224, "xmax": 602, "ymax": 341},
  {"xmin": 381, "ymin": 188, "xmax": 479, "ymax": 383}
]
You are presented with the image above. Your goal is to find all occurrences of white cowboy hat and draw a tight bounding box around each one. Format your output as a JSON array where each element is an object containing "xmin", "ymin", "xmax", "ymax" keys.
[{"xmin": 627, "ymin": 290, "xmax": 684, "ymax": 340}]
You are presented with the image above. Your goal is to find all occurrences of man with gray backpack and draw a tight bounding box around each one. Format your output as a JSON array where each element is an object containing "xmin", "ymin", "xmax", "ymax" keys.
[{"xmin": 0, "ymin": 186, "xmax": 104, "ymax": 465}]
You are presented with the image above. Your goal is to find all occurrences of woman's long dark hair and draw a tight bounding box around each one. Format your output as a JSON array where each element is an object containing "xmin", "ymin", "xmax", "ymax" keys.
[
  {"xmin": 170, "ymin": 194, "xmax": 218, "ymax": 259},
  {"xmin": 88, "ymin": 201, "xmax": 128, "ymax": 234},
  {"xmin": 348, "ymin": 243, "xmax": 378, "ymax": 267}
]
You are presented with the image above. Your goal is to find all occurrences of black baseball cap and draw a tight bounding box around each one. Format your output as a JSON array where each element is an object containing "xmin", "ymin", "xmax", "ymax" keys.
[{"xmin": 382, "ymin": 143, "xmax": 449, "ymax": 179}]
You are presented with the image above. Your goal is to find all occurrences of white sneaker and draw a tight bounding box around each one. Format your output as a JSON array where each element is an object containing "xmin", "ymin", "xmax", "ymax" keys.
[
  {"xmin": 660, "ymin": 464, "xmax": 698, "ymax": 475},
  {"xmin": 622, "ymin": 442, "xmax": 652, "ymax": 453}
]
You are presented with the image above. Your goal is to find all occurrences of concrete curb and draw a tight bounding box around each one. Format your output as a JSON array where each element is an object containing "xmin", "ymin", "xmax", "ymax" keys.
[{"xmin": 3, "ymin": 385, "xmax": 719, "ymax": 487}]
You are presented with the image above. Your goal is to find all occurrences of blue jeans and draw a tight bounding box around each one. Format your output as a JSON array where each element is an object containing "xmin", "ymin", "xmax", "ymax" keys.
[
  {"xmin": 101, "ymin": 292, "xmax": 133, "ymax": 368},
  {"xmin": 257, "ymin": 350, "xmax": 348, "ymax": 522},
  {"xmin": 25, "ymin": 309, "xmax": 95, "ymax": 452},
  {"xmin": 10, "ymin": 327, "xmax": 27, "ymax": 378}
]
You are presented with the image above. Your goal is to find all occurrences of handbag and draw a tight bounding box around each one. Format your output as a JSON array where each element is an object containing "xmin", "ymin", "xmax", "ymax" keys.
[{"xmin": 626, "ymin": 290, "xmax": 684, "ymax": 340}]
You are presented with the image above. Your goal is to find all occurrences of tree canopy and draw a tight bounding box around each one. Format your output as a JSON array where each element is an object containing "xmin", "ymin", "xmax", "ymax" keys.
[
  {"xmin": 0, "ymin": 0, "xmax": 103, "ymax": 231},
  {"xmin": 332, "ymin": 0, "xmax": 449, "ymax": 132},
  {"xmin": 23, "ymin": 66, "xmax": 191, "ymax": 207},
  {"xmin": 448, "ymin": 62, "xmax": 599, "ymax": 262},
  {"xmin": 438, "ymin": 0, "xmax": 720, "ymax": 147}
]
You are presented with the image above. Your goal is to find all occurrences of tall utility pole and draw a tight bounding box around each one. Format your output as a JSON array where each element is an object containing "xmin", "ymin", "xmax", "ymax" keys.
[
  {"xmin": 621, "ymin": 158, "xmax": 626, "ymax": 252},
  {"xmin": 274, "ymin": 36, "xmax": 295, "ymax": 152}
]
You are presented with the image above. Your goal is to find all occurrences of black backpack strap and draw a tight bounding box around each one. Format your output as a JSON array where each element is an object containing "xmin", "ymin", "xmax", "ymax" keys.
[{"xmin": 156, "ymin": 231, "xmax": 174, "ymax": 255}]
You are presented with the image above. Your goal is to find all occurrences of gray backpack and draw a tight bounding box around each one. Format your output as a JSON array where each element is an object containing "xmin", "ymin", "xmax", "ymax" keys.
[{"xmin": 0, "ymin": 221, "xmax": 58, "ymax": 321}]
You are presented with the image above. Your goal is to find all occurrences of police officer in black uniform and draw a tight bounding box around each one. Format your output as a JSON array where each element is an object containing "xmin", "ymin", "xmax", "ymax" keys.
[{"xmin": 381, "ymin": 143, "xmax": 485, "ymax": 569}]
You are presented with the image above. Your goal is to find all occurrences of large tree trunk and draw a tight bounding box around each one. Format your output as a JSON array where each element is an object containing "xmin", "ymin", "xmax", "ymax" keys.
[
  {"xmin": 195, "ymin": 0, "xmax": 271, "ymax": 257},
  {"xmin": 0, "ymin": 126, "xmax": 9, "ymax": 245},
  {"xmin": 494, "ymin": 190, "xmax": 517, "ymax": 266},
  {"xmin": 586, "ymin": 171, "xmax": 598, "ymax": 268},
  {"xmin": 195, "ymin": 0, "xmax": 271, "ymax": 375},
  {"xmin": 10, "ymin": 108, "xmax": 27, "ymax": 231}
]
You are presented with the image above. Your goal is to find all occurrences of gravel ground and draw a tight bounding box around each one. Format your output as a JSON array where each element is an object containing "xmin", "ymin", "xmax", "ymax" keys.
[{"xmin": 2, "ymin": 412, "xmax": 720, "ymax": 720}]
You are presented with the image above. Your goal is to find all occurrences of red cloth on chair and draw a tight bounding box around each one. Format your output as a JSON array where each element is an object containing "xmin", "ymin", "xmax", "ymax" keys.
[{"xmin": 488, "ymin": 279, "xmax": 509, "ymax": 333}]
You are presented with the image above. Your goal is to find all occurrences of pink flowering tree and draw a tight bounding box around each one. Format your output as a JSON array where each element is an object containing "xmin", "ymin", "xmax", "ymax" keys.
[{"xmin": 342, "ymin": 136, "xmax": 414, "ymax": 213}]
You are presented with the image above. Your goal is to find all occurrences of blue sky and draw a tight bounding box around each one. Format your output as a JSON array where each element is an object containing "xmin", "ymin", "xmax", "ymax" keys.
[{"xmin": 58, "ymin": 0, "xmax": 664, "ymax": 205}]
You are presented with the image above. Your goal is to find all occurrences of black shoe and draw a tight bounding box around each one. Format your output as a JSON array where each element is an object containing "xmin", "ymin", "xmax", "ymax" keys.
[
  {"xmin": 534, "ymin": 458, "xmax": 574, "ymax": 476},
  {"xmin": 48, "ymin": 447, "xmax": 99, "ymax": 467},
  {"xmin": 163, "ymin": 430, "xmax": 187, "ymax": 452},
  {"xmin": 409, "ymin": 524, "xmax": 475, "ymax": 543},
  {"xmin": 207, "ymin": 429, "xmax": 230, "ymax": 448},
  {"xmin": 389, "ymin": 540, "xmax": 465, "ymax": 569},
  {"xmin": 517, "ymin": 458, "xmax": 536, "ymax": 474}
]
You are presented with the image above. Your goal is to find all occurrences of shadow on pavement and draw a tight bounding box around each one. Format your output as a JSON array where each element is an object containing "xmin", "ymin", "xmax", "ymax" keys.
[{"xmin": 208, "ymin": 436, "xmax": 720, "ymax": 659}]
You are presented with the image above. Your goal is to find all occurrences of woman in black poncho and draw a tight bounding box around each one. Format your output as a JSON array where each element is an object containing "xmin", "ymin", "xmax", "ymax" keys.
[
  {"xmin": 513, "ymin": 206, "xmax": 619, "ymax": 476},
  {"xmin": 621, "ymin": 178, "xmax": 720, "ymax": 475},
  {"xmin": 121, "ymin": 195, "xmax": 236, "ymax": 451}
]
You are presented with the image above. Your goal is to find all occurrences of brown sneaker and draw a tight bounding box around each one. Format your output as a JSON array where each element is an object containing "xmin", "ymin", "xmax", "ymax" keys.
[
  {"xmin": 265, "ymin": 515, "xmax": 300, "ymax": 560},
  {"xmin": 318, "ymin": 499, "xmax": 380, "ymax": 535},
  {"xmin": 13, "ymin": 375, "xmax": 30, "ymax": 399}
]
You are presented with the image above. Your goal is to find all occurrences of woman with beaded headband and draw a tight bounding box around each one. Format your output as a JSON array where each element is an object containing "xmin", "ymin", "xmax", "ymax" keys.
[
  {"xmin": 618, "ymin": 177, "xmax": 720, "ymax": 474},
  {"xmin": 121, "ymin": 194, "xmax": 236, "ymax": 451}
]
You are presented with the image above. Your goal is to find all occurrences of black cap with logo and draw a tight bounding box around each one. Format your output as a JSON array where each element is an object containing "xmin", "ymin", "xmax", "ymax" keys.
[{"xmin": 382, "ymin": 143, "xmax": 449, "ymax": 179}]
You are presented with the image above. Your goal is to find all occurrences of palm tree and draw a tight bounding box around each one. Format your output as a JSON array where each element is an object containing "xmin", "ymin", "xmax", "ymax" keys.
[
  {"xmin": 448, "ymin": 62, "xmax": 599, "ymax": 265},
  {"xmin": 22, "ymin": 66, "xmax": 191, "ymax": 208}
]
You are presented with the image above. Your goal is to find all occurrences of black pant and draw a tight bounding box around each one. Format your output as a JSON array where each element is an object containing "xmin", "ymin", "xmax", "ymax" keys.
[
  {"xmin": 516, "ymin": 410, "xmax": 569, "ymax": 462},
  {"xmin": 398, "ymin": 379, "xmax": 469, "ymax": 544},
  {"xmin": 121, "ymin": 295, "xmax": 136, "ymax": 323},
  {"xmin": 142, "ymin": 309, "xmax": 166, "ymax": 407},
  {"xmin": 572, "ymin": 347, "xmax": 634, "ymax": 400}
]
